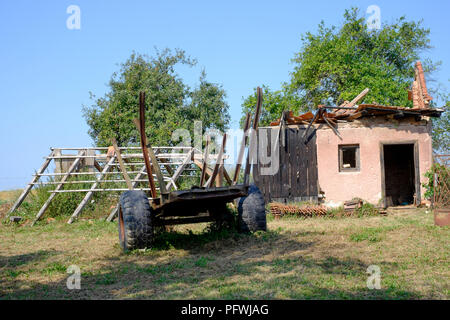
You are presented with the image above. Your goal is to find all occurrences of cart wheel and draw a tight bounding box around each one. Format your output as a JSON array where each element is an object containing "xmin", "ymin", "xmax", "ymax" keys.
[
  {"xmin": 237, "ymin": 184, "xmax": 266, "ymax": 233},
  {"xmin": 118, "ymin": 190, "xmax": 153, "ymax": 252}
]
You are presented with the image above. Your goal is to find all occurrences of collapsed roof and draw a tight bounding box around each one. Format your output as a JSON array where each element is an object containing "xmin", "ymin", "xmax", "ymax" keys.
[{"xmin": 270, "ymin": 61, "xmax": 443, "ymax": 127}]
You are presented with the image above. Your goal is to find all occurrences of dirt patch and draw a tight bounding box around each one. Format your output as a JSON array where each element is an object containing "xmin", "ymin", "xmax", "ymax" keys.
[{"xmin": 0, "ymin": 203, "xmax": 12, "ymax": 219}]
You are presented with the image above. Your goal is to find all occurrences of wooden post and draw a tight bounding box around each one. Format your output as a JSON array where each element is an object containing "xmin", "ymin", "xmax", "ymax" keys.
[
  {"xmin": 243, "ymin": 87, "xmax": 263, "ymax": 186},
  {"xmin": 54, "ymin": 149, "xmax": 62, "ymax": 173},
  {"xmin": 136, "ymin": 92, "xmax": 158, "ymax": 198},
  {"xmin": 67, "ymin": 155, "xmax": 116, "ymax": 224},
  {"xmin": 196, "ymin": 159, "xmax": 233, "ymax": 186},
  {"xmin": 7, "ymin": 150, "xmax": 54, "ymax": 216},
  {"xmin": 232, "ymin": 113, "xmax": 251, "ymax": 185},
  {"xmin": 133, "ymin": 115, "xmax": 167, "ymax": 196},
  {"xmin": 111, "ymin": 138, "xmax": 133, "ymax": 190},
  {"xmin": 216, "ymin": 165, "xmax": 224, "ymax": 187},
  {"xmin": 84, "ymin": 149, "xmax": 96, "ymax": 172},
  {"xmin": 200, "ymin": 135, "xmax": 211, "ymax": 186},
  {"xmin": 207, "ymin": 134, "xmax": 227, "ymax": 188},
  {"xmin": 31, "ymin": 150, "xmax": 85, "ymax": 225},
  {"xmin": 222, "ymin": 167, "xmax": 232, "ymax": 185}
]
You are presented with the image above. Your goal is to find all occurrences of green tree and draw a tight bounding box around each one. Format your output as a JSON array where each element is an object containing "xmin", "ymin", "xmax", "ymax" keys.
[
  {"xmin": 240, "ymin": 85, "xmax": 305, "ymax": 128},
  {"xmin": 430, "ymin": 87, "xmax": 450, "ymax": 153},
  {"xmin": 241, "ymin": 7, "xmax": 440, "ymax": 124},
  {"xmin": 83, "ymin": 49, "xmax": 230, "ymax": 147}
]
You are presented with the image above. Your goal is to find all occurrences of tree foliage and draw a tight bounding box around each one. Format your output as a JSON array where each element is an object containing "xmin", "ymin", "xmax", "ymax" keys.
[
  {"xmin": 430, "ymin": 88, "xmax": 450, "ymax": 153},
  {"xmin": 83, "ymin": 49, "xmax": 230, "ymax": 147},
  {"xmin": 240, "ymin": 85, "xmax": 304, "ymax": 127},
  {"xmin": 241, "ymin": 7, "xmax": 441, "ymax": 127}
]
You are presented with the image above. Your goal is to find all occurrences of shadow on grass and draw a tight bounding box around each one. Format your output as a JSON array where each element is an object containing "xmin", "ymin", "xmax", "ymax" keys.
[
  {"xmin": 0, "ymin": 249, "xmax": 59, "ymax": 268},
  {"xmin": 149, "ymin": 227, "xmax": 259, "ymax": 251},
  {"xmin": 0, "ymin": 226, "xmax": 422, "ymax": 300}
]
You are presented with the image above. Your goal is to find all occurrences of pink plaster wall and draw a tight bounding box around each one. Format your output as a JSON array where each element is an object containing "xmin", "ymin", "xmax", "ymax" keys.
[{"xmin": 316, "ymin": 120, "xmax": 433, "ymax": 206}]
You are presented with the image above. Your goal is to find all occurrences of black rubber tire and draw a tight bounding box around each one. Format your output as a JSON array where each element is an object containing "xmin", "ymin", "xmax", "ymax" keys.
[
  {"xmin": 237, "ymin": 184, "xmax": 267, "ymax": 233},
  {"xmin": 118, "ymin": 190, "xmax": 153, "ymax": 251}
]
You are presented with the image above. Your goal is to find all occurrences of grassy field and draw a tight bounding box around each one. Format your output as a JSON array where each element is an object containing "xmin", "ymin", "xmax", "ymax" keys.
[{"xmin": 0, "ymin": 190, "xmax": 449, "ymax": 300}]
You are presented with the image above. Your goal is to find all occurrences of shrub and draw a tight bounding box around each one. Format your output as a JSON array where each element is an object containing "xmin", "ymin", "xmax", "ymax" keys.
[
  {"xmin": 422, "ymin": 163, "xmax": 449, "ymax": 200},
  {"xmin": 16, "ymin": 173, "xmax": 118, "ymax": 219}
]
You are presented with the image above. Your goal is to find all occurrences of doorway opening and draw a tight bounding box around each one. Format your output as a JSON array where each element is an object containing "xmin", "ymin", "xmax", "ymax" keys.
[{"xmin": 383, "ymin": 144, "xmax": 416, "ymax": 206}]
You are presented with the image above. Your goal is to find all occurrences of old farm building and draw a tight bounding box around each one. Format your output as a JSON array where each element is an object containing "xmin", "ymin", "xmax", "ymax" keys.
[{"xmin": 253, "ymin": 62, "xmax": 443, "ymax": 208}]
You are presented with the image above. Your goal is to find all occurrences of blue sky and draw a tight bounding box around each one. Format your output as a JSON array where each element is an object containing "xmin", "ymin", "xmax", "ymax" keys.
[{"xmin": 0, "ymin": 0, "xmax": 449, "ymax": 190}]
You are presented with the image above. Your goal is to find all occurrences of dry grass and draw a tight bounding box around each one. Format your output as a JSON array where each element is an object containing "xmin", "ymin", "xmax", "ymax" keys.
[
  {"xmin": 0, "ymin": 189, "xmax": 22, "ymax": 202},
  {"xmin": 0, "ymin": 190, "xmax": 19, "ymax": 219},
  {"xmin": 0, "ymin": 193, "xmax": 448, "ymax": 299}
]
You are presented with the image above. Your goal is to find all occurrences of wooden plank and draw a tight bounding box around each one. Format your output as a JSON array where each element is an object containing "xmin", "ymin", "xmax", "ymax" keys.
[
  {"xmin": 301, "ymin": 109, "xmax": 320, "ymax": 141},
  {"xmin": 254, "ymin": 129, "xmax": 264, "ymax": 197},
  {"xmin": 67, "ymin": 155, "xmax": 116, "ymax": 224},
  {"xmin": 289, "ymin": 128, "xmax": 298, "ymax": 199},
  {"xmin": 280, "ymin": 128, "xmax": 290, "ymax": 198},
  {"xmin": 348, "ymin": 88, "xmax": 369, "ymax": 107},
  {"xmin": 323, "ymin": 115, "xmax": 342, "ymax": 138},
  {"xmin": 306, "ymin": 135, "xmax": 311, "ymax": 197},
  {"xmin": 272, "ymin": 127, "xmax": 280, "ymax": 201},
  {"xmin": 133, "ymin": 116, "xmax": 167, "ymax": 195},
  {"xmin": 296, "ymin": 128, "xmax": 303, "ymax": 198},
  {"xmin": 111, "ymin": 138, "xmax": 133, "ymax": 190},
  {"xmin": 136, "ymin": 92, "xmax": 157, "ymax": 198},
  {"xmin": 289, "ymin": 128, "xmax": 296, "ymax": 199},
  {"xmin": 206, "ymin": 134, "xmax": 227, "ymax": 188},
  {"xmin": 252, "ymin": 129, "xmax": 261, "ymax": 188},
  {"xmin": 166, "ymin": 148, "xmax": 195, "ymax": 190},
  {"xmin": 266, "ymin": 128, "xmax": 273, "ymax": 202},
  {"xmin": 244, "ymin": 87, "xmax": 263, "ymax": 185},
  {"xmin": 8, "ymin": 150, "xmax": 54, "ymax": 216},
  {"xmin": 200, "ymin": 135, "xmax": 211, "ymax": 186},
  {"xmin": 216, "ymin": 165, "xmax": 224, "ymax": 187},
  {"xmin": 106, "ymin": 164, "xmax": 148, "ymax": 222},
  {"xmin": 93, "ymin": 160, "xmax": 103, "ymax": 172},
  {"xmin": 299, "ymin": 129, "xmax": 307, "ymax": 197},
  {"xmin": 222, "ymin": 167, "xmax": 232, "ymax": 185},
  {"xmin": 194, "ymin": 159, "xmax": 232, "ymax": 186},
  {"xmin": 32, "ymin": 150, "xmax": 85, "ymax": 225},
  {"xmin": 159, "ymin": 155, "xmax": 174, "ymax": 176},
  {"xmin": 194, "ymin": 159, "xmax": 213, "ymax": 176},
  {"xmin": 232, "ymin": 113, "xmax": 251, "ymax": 184}
]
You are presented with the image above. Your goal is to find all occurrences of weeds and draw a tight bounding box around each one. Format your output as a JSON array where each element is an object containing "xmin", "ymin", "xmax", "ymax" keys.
[
  {"xmin": 3, "ymin": 175, "xmax": 118, "ymax": 223},
  {"xmin": 42, "ymin": 262, "xmax": 67, "ymax": 275},
  {"xmin": 349, "ymin": 226, "xmax": 397, "ymax": 243},
  {"xmin": 194, "ymin": 256, "xmax": 214, "ymax": 268}
]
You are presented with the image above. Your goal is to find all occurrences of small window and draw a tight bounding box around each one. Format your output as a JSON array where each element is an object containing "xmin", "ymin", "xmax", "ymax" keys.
[{"xmin": 339, "ymin": 145, "xmax": 360, "ymax": 172}]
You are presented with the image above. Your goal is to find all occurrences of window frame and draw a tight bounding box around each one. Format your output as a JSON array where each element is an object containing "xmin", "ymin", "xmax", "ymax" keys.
[{"xmin": 338, "ymin": 144, "xmax": 360, "ymax": 172}]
